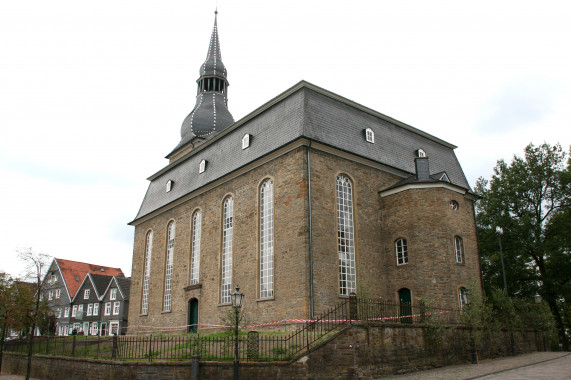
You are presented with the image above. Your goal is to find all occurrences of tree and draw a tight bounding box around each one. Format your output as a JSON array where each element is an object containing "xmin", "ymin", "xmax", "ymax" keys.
[
  {"xmin": 17, "ymin": 248, "xmax": 52, "ymax": 380},
  {"xmin": 475, "ymin": 142, "xmax": 570, "ymax": 350},
  {"xmin": 0, "ymin": 272, "xmax": 17, "ymax": 373}
]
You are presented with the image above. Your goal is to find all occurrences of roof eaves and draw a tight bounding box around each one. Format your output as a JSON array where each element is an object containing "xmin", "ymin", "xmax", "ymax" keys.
[{"xmin": 53, "ymin": 259, "xmax": 72, "ymax": 302}]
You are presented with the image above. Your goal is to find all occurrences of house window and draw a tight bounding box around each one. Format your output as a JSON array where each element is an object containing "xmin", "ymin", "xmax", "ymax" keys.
[
  {"xmin": 164, "ymin": 221, "xmax": 175, "ymax": 312},
  {"xmin": 166, "ymin": 180, "xmax": 173, "ymax": 192},
  {"xmin": 84, "ymin": 289, "xmax": 90, "ymax": 299},
  {"xmin": 77, "ymin": 304, "xmax": 83, "ymax": 318},
  {"xmin": 48, "ymin": 290, "xmax": 53, "ymax": 300},
  {"xmin": 365, "ymin": 128, "xmax": 375, "ymax": 143},
  {"xmin": 454, "ymin": 236, "xmax": 464, "ymax": 263},
  {"xmin": 110, "ymin": 288, "xmax": 117, "ymax": 301},
  {"xmin": 459, "ymin": 287, "xmax": 469, "ymax": 309},
  {"xmin": 416, "ymin": 148, "xmax": 426, "ymax": 157},
  {"xmin": 87, "ymin": 304, "xmax": 93, "ymax": 316},
  {"xmin": 395, "ymin": 238, "xmax": 408, "ymax": 265},
  {"xmin": 57, "ymin": 308, "xmax": 62, "ymax": 318},
  {"xmin": 141, "ymin": 231, "xmax": 153, "ymax": 315},
  {"xmin": 221, "ymin": 197, "xmax": 234, "ymax": 304},
  {"xmin": 72, "ymin": 305, "xmax": 78, "ymax": 317},
  {"xmin": 93, "ymin": 303, "xmax": 99, "ymax": 316},
  {"xmin": 450, "ymin": 200, "xmax": 459, "ymax": 210},
  {"xmin": 113, "ymin": 302, "xmax": 120, "ymax": 315},
  {"xmin": 190, "ymin": 210, "xmax": 202, "ymax": 285},
  {"xmin": 336, "ymin": 175, "xmax": 356, "ymax": 295},
  {"xmin": 55, "ymin": 289, "xmax": 61, "ymax": 299},
  {"xmin": 199, "ymin": 159, "xmax": 206, "ymax": 174},
  {"xmin": 242, "ymin": 133, "xmax": 250, "ymax": 149},
  {"xmin": 260, "ymin": 179, "xmax": 274, "ymax": 299},
  {"xmin": 49, "ymin": 275, "xmax": 57, "ymax": 284},
  {"xmin": 110, "ymin": 321, "xmax": 119, "ymax": 335},
  {"xmin": 64, "ymin": 307, "xmax": 69, "ymax": 317},
  {"xmin": 104, "ymin": 302, "xmax": 111, "ymax": 316},
  {"xmin": 91, "ymin": 322, "xmax": 98, "ymax": 336}
]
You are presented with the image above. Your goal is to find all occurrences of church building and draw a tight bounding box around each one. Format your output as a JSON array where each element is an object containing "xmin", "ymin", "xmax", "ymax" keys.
[{"xmin": 128, "ymin": 12, "xmax": 481, "ymax": 334}]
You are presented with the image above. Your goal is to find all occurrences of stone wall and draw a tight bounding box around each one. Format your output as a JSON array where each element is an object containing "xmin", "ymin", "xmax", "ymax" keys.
[{"xmin": 2, "ymin": 323, "xmax": 548, "ymax": 380}]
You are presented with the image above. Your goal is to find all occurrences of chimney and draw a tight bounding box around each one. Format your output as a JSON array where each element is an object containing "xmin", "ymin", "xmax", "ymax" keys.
[{"xmin": 415, "ymin": 156, "xmax": 430, "ymax": 180}]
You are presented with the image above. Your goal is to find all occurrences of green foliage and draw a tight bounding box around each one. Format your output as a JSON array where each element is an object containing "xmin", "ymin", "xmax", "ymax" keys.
[
  {"xmin": 419, "ymin": 298, "xmax": 446, "ymax": 352},
  {"xmin": 475, "ymin": 142, "xmax": 570, "ymax": 349}
]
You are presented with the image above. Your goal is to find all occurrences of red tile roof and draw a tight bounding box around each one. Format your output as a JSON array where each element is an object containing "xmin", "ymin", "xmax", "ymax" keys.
[{"xmin": 55, "ymin": 258, "xmax": 124, "ymax": 298}]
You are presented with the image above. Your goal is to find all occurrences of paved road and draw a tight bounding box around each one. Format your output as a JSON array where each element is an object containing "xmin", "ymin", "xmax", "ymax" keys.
[
  {"xmin": 381, "ymin": 352, "xmax": 570, "ymax": 380},
  {"xmin": 2, "ymin": 351, "xmax": 569, "ymax": 379}
]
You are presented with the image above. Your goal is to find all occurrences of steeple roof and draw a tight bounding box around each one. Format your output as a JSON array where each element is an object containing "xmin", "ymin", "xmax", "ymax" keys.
[
  {"xmin": 174, "ymin": 11, "xmax": 234, "ymax": 152},
  {"xmin": 199, "ymin": 10, "xmax": 227, "ymax": 80}
]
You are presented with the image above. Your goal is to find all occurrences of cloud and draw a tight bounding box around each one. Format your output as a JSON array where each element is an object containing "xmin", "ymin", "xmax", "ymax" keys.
[{"xmin": 475, "ymin": 77, "xmax": 560, "ymax": 133}]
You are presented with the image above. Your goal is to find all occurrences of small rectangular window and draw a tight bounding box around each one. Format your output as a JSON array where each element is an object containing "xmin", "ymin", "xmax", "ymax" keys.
[
  {"xmin": 110, "ymin": 288, "xmax": 117, "ymax": 300},
  {"xmin": 365, "ymin": 128, "xmax": 375, "ymax": 143},
  {"xmin": 87, "ymin": 304, "xmax": 93, "ymax": 316},
  {"xmin": 93, "ymin": 303, "xmax": 99, "ymax": 316},
  {"xmin": 72, "ymin": 305, "xmax": 78, "ymax": 317},
  {"xmin": 84, "ymin": 289, "xmax": 90, "ymax": 299},
  {"xmin": 64, "ymin": 307, "xmax": 70, "ymax": 317},
  {"xmin": 113, "ymin": 302, "xmax": 120, "ymax": 315},
  {"xmin": 104, "ymin": 302, "xmax": 111, "ymax": 316},
  {"xmin": 242, "ymin": 134, "xmax": 250, "ymax": 149},
  {"xmin": 55, "ymin": 289, "xmax": 61, "ymax": 299}
]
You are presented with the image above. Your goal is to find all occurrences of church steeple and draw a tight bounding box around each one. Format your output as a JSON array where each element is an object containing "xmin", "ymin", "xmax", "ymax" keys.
[{"xmin": 177, "ymin": 10, "xmax": 234, "ymax": 149}]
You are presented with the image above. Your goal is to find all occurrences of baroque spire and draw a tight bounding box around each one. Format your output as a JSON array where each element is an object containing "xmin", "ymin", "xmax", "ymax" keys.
[{"xmin": 177, "ymin": 10, "xmax": 234, "ymax": 149}]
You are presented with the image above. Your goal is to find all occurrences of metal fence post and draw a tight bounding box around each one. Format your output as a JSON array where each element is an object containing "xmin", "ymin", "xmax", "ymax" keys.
[
  {"xmin": 111, "ymin": 335, "xmax": 118, "ymax": 360},
  {"xmin": 71, "ymin": 335, "xmax": 76, "ymax": 357}
]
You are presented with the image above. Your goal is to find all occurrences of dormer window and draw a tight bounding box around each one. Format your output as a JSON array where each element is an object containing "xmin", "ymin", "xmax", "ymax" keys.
[
  {"xmin": 242, "ymin": 134, "xmax": 250, "ymax": 149},
  {"xmin": 166, "ymin": 180, "xmax": 173, "ymax": 192},
  {"xmin": 365, "ymin": 128, "xmax": 375, "ymax": 143},
  {"xmin": 199, "ymin": 159, "xmax": 206, "ymax": 174},
  {"xmin": 415, "ymin": 149, "xmax": 426, "ymax": 157}
]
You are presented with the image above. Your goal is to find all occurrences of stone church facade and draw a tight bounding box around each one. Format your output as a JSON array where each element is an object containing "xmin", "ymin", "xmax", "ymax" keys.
[{"xmin": 127, "ymin": 13, "xmax": 481, "ymax": 334}]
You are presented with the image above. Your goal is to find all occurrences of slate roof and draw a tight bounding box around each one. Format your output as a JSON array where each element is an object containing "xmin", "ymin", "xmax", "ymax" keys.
[
  {"xmin": 132, "ymin": 81, "xmax": 472, "ymax": 223},
  {"xmin": 114, "ymin": 276, "xmax": 131, "ymax": 300},
  {"xmin": 55, "ymin": 258, "xmax": 124, "ymax": 298},
  {"xmin": 174, "ymin": 11, "xmax": 234, "ymax": 150},
  {"xmin": 89, "ymin": 274, "xmax": 114, "ymax": 299}
]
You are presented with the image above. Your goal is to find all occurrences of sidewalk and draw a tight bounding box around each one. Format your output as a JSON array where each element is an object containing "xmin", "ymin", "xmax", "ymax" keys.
[{"xmin": 380, "ymin": 351, "xmax": 570, "ymax": 379}]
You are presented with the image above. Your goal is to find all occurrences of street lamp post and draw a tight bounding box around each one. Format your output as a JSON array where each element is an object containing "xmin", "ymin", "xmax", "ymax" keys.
[
  {"xmin": 231, "ymin": 286, "xmax": 244, "ymax": 380},
  {"xmin": 496, "ymin": 226, "xmax": 509, "ymax": 298},
  {"xmin": 496, "ymin": 226, "xmax": 515, "ymax": 356}
]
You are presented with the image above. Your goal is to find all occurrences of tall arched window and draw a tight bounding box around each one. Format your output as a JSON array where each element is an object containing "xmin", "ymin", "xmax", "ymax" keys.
[
  {"xmin": 454, "ymin": 236, "xmax": 463, "ymax": 263},
  {"xmin": 190, "ymin": 210, "xmax": 202, "ymax": 285},
  {"xmin": 163, "ymin": 221, "xmax": 175, "ymax": 312},
  {"xmin": 395, "ymin": 238, "xmax": 408, "ymax": 265},
  {"xmin": 336, "ymin": 175, "xmax": 356, "ymax": 295},
  {"xmin": 221, "ymin": 197, "xmax": 233, "ymax": 304},
  {"xmin": 141, "ymin": 231, "xmax": 153, "ymax": 314},
  {"xmin": 260, "ymin": 179, "xmax": 274, "ymax": 299}
]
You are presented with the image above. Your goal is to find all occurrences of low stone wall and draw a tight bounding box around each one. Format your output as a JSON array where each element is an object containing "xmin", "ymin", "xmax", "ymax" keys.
[{"xmin": 1, "ymin": 323, "xmax": 549, "ymax": 380}]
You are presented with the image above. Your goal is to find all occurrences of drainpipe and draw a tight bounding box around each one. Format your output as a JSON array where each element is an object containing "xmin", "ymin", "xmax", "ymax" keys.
[{"xmin": 307, "ymin": 141, "xmax": 315, "ymax": 320}]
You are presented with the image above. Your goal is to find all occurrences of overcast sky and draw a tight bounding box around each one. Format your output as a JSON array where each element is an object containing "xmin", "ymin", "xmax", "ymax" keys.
[{"xmin": 1, "ymin": 0, "xmax": 569, "ymax": 278}]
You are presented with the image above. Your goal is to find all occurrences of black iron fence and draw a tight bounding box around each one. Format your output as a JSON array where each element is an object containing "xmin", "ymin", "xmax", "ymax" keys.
[{"xmin": 2, "ymin": 297, "xmax": 460, "ymax": 362}]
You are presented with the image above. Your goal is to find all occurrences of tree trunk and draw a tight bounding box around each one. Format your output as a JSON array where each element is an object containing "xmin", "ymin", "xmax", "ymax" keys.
[{"xmin": 545, "ymin": 292, "xmax": 568, "ymax": 350}]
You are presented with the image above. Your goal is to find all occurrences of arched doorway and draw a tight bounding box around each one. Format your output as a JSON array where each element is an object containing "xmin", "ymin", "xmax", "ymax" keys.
[
  {"xmin": 188, "ymin": 298, "xmax": 199, "ymax": 333},
  {"xmin": 398, "ymin": 288, "xmax": 412, "ymax": 324}
]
